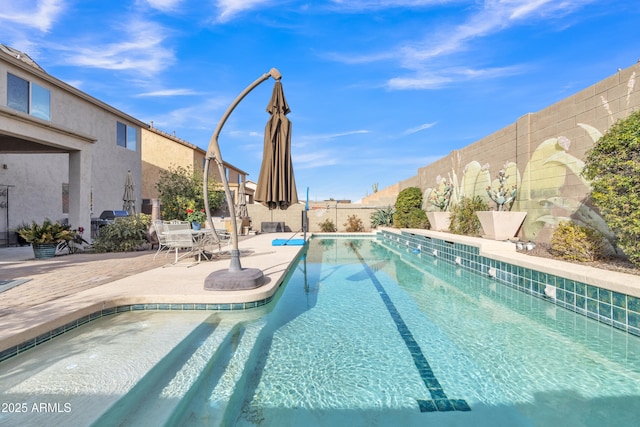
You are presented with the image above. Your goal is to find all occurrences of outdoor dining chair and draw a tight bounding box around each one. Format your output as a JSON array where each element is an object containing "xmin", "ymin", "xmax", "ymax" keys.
[
  {"xmin": 163, "ymin": 222, "xmax": 203, "ymax": 267},
  {"xmin": 152, "ymin": 220, "xmax": 172, "ymax": 260}
]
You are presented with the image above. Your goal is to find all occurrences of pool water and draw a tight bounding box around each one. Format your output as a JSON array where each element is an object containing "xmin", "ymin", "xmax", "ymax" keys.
[{"xmin": 2, "ymin": 236, "xmax": 640, "ymax": 426}]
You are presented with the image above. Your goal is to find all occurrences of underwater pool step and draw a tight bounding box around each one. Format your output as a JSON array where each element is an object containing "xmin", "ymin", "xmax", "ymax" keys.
[
  {"xmin": 167, "ymin": 319, "xmax": 266, "ymax": 426},
  {"xmin": 91, "ymin": 316, "xmax": 238, "ymax": 426}
]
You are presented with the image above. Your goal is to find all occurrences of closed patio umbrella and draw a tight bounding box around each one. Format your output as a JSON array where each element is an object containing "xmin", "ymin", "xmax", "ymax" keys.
[
  {"xmin": 236, "ymin": 181, "xmax": 249, "ymax": 219},
  {"xmin": 123, "ymin": 170, "xmax": 136, "ymax": 215},
  {"xmin": 255, "ymin": 81, "xmax": 298, "ymax": 210}
]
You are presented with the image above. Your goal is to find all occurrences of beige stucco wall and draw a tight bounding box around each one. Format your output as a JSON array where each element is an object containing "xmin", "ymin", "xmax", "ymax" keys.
[
  {"xmin": 0, "ymin": 49, "xmax": 143, "ymax": 243},
  {"xmin": 362, "ymin": 63, "xmax": 640, "ymax": 245},
  {"xmin": 141, "ymin": 127, "xmax": 252, "ymax": 217},
  {"xmin": 247, "ymin": 201, "xmax": 389, "ymax": 233}
]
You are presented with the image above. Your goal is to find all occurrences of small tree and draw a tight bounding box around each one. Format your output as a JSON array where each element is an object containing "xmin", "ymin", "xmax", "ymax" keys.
[
  {"xmin": 393, "ymin": 187, "xmax": 428, "ymax": 229},
  {"xmin": 155, "ymin": 166, "xmax": 224, "ymax": 220},
  {"xmin": 582, "ymin": 110, "xmax": 640, "ymax": 266}
]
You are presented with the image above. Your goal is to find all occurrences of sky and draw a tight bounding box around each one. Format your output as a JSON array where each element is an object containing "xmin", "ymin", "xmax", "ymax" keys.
[{"xmin": 1, "ymin": 1, "xmax": 639, "ymax": 203}]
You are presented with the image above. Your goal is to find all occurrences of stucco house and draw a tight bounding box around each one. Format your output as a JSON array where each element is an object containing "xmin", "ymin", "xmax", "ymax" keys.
[
  {"xmin": 0, "ymin": 44, "xmax": 252, "ymax": 246},
  {"xmin": 0, "ymin": 44, "xmax": 144, "ymax": 245},
  {"xmin": 141, "ymin": 126, "xmax": 253, "ymax": 217}
]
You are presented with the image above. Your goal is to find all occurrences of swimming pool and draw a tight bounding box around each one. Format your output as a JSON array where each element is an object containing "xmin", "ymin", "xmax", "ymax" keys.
[{"xmin": 2, "ymin": 236, "xmax": 640, "ymax": 426}]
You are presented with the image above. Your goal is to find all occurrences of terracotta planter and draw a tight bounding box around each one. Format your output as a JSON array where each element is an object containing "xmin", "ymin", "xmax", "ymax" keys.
[
  {"xmin": 476, "ymin": 211, "xmax": 527, "ymax": 241},
  {"xmin": 427, "ymin": 211, "xmax": 451, "ymax": 231}
]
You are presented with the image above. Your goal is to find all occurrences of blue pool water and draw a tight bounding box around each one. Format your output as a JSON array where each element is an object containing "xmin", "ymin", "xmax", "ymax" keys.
[{"xmin": 2, "ymin": 236, "xmax": 640, "ymax": 426}]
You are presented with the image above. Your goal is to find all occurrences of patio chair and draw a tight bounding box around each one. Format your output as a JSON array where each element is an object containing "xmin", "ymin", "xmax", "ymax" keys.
[
  {"xmin": 163, "ymin": 222, "xmax": 203, "ymax": 267},
  {"xmin": 152, "ymin": 220, "xmax": 171, "ymax": 260}
]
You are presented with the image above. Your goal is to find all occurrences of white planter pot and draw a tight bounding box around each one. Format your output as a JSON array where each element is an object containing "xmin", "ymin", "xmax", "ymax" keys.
[
  {"xmin": 426, "ymin": 211, "xmax": 451, "ymax": 232},
  {"xmin": 476, "ymin": 211, "xmax": 527, "ymax": 241}
]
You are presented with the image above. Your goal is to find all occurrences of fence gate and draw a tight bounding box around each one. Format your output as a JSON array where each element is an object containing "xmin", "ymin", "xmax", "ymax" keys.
[{"xmin": 0, "ymin": 184, "xmax": 14, "ymax": 247}]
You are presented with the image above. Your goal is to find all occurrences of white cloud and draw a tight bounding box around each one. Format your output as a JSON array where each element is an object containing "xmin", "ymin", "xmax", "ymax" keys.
[
  {"xmin": 403, "ymin": 122, "xmax": 437, "ymax": 135},
  {"xmin": 295, "ymin": 130, "xmax": 370, "ymax": 146},
  {"xmin": 329, "ymin": 0, "xmax": 594, "ymax": 90},
  {"xmin": 145, "ymin": 97, "xmax": 230, "ymax": 131},
  {"xmin": 0, "ymin": 0, "xmax": 64, "ymax": 32},
  {"xmin": 136, "ymin": 89, "xmax": 197, "ymax": 97},
  {"xmin": 329, "ymin": 0, "xmax": 454, "ymax": 11},
  {"xmin": 144, "ymin": 0, "xmax": 185, "ymax": 13},
  {"xmin": 60, "ymin": 19, "xmax": 175, "ymax": 76},
  {"xmin": 215, "ymin": 0, "xmax": 272, "ymax": 23}
]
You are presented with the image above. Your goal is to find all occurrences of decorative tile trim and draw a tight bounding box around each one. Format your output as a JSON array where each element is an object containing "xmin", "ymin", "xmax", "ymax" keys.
[
  {"xmin": 378, "ymin": 230, "xmax": 640, "ymax": 337},
  {"xmin": 0, "ymin": 299, "xmax": 275, "ymax": 364}
]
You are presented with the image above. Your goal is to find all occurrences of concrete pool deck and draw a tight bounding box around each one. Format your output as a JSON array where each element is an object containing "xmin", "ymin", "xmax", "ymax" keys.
[{"xmin": 0, "ymin": 232, "xmax": 306, "ymax": 355}]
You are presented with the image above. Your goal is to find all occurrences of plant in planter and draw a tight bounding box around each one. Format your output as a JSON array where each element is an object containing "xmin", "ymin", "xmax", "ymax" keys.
[
  {"xmin": 18, "ymin": 219, "xmax": 74, "ymax": 259},
  {"xmin": 186, "ymin": 208, "xmax": 206, "ymax": 229},
  {"xmin": 426, "ymin": 176, "xmax": 453, "ymax": 231},
  {"xmin": 477, "ymin": 167, "xmax": 527, "ymax": 240}
]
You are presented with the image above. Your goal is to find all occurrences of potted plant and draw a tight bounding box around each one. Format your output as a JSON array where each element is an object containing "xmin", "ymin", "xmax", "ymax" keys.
[
  {"xmin": 186, "ymin": 208, "xmax": 206, "ymax": 230},
  {"xmin": 476, "ymin": 168, "xmax": 527, "ymax": 240},
  {"xmin": 18, "ymin": 219, "xmax": 74, "ymax": 259},
  {"xmin": 426, "ymin": 176, "xmax": 453, "ymax": 231}
]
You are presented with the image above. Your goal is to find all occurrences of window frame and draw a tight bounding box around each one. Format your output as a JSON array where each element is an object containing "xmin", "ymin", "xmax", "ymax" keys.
[
  {"xmin": 6, "ymin": 72, "xmax": 51, "ymax": 120},
  {"xmin": 116, "ymin": 121, "xmax": 137, "ymax": 151}
]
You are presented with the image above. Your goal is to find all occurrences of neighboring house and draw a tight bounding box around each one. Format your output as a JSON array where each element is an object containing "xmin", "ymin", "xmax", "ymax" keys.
[
  {"xmin": 141, "ymin": 126, "xmax": 253, "ymax": 217},
  {"xmin": 0, "ymin": 44, "xmax": 145, "ymax": 245}
]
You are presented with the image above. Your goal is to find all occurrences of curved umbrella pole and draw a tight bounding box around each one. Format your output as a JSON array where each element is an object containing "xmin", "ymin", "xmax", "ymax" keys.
[{"xmin": 203, "ymin": 68, "xmax": 282, "ymax": 273}]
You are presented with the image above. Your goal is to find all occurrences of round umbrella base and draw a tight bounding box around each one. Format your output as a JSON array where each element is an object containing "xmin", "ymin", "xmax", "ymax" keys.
[{"xmin": 204, "ymin": 268, "xmax": 265, "ymax": 291}]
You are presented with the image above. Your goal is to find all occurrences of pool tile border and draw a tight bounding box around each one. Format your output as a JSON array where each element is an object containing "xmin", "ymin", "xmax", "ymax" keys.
[
  {"xmin": 0, "ymin": 298, "xmax": 275, "ymax": 364},
  {"xmin": 379, "ymin": 230, "xmax": 640, "ymax": 337}
]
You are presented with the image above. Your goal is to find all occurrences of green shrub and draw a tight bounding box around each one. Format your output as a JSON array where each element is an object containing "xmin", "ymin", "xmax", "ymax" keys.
[
  {"xmin": 550, "ymin": 221, "xmax": 607, "ymax": 262},
  {"xmin": 370, "ymin": 206, "xmax": 395, "ymax": 228},
  {"xmin": 155, "ymin": 165, "xmax": 224, "ymax": 220},
  {"xmin": 582, "ymin": 109, "xmax": 640, "ymax": 266},
  {"xmin": 393, "ymin": 187, "xmax": 429, "ymax": 229},
  {"xmin": 318, "ymin": 218, "xmax": 336, "ymax": 232},
  {"xmin": 449, "ymin": 196, "xmax": 488, "ymax": 236},
  {"xmin": 91, "ymin": 214, "xmax": 151, "ymax": 253},
  {"xmin": 344, "ymin": 215, "xmax": 365, "ymax": 232}
]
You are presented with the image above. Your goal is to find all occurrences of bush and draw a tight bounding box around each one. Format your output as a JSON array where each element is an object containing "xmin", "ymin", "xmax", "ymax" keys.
[
  {"xmin": 393, "ymin": 187, "xmax": 429, "ymax": 229},
  {"xmin": 449, "ymin": 196, "xmax": 488, "ymax": 236},
  {"xmin": 344, "ymin": 215, "xmax": 365, "ymax": 232},
  {"xmin": 582, "ymin": 110, "xmax": 640, "ymax": 266},
  {"xmin": 370, "ymin": 206, "xmax": 394, "ymax": 228},
  {"xmin": 91, "ymin": 214, "xmax": 151, "ymax": 252},
  {"xmin": 318, "ymin": 218, "xmax": 336, "ymax": 232},
  {"xmin": 550, "ymin": 221, "xmax": 607, "ymax": 262}
]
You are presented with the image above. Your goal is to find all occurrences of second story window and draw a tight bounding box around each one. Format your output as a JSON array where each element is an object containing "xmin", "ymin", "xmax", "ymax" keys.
[
  {"xmin": 116, "ymin": 122, "xmax": 137, "ymax": 151},
  {"xmin": 7, "ymin": 73, "xmax": 50, "ymax": 120}
]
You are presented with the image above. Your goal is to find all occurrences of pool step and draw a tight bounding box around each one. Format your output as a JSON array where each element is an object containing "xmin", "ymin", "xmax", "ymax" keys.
[
  {"xmin": 166, "ymin": 318, "xmax": 266, "ymax": 426},
  {"xmin": 91, "ymin": 315, "xmax": 238, "ymax": 426}
]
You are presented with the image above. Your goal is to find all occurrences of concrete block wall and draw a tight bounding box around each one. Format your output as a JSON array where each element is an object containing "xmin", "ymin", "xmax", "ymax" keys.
[{"xmin": 363, "ymin": 63, "xmax": 640, "ymax": 245}]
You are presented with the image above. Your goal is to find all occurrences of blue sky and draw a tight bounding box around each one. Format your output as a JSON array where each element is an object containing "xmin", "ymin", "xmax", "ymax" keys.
[{"xmin": 1, "ymin": 1, "xmax": 639, "ymax": 202}]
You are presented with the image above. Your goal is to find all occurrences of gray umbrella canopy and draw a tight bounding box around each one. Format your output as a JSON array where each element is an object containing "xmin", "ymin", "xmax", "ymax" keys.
[
  {"xmin": 255, "ymin": 81, "xmax": 298, "ymax": 210},
  {"xmin": 122, "ymin": 170, "xmax": 136, "ymax": 215}
]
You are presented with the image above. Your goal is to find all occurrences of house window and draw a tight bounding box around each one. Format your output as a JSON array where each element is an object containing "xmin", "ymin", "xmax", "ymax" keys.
[
  {"xmin": 116, "ymin": 122, "xmax": 137, "ymax": 151},
  {"xmin": 6, "ymin": 73, "xmax": 51, "ymax": 120}
]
